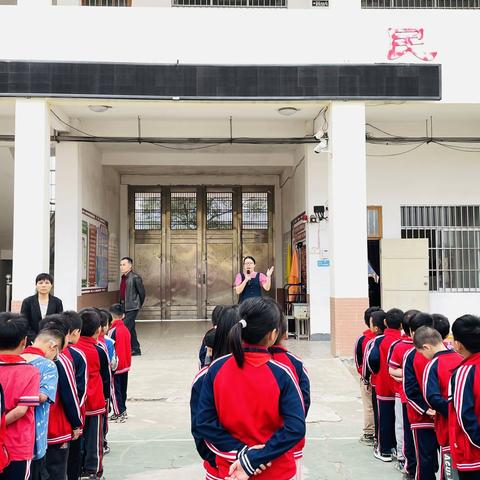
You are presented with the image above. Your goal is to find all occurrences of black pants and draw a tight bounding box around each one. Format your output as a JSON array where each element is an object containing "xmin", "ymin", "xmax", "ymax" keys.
[
  {"xmin": 114, "ymin": 373, "xmax": 129, "ymax": 415},
  {"xmin": 0, "ymin": 460, "xmax": 31, "ymax": 480},
  {"xmin": 377, "ymin": 398, "xmax": 396, "ymax": 454},
  {"xmin": 459, "ymin": 472, "xmax": 480, "ymax": 480},
  {"xmin": 83, "ymin": 414, "xmax": 104, "ymax": 477},
  {"xmin": 412, "ymin": 428, "xmax": 439, "ymax": 480},
  {"xmin": 46, "ymin": 443, "xmax": 69, "ymax": 480},
  {"xmin": 67, "ymin": 438, "xmax": 82, "ymax": 480},
  {"xmin": 124, "ymin": 310, "xmax": 140, "ymax": 352},
  {"xmin": 403, "ymin": 403, "xmax": 417, "ymax": 476},
  {"xmin": 372, "ymin": 387, "xmax": 379, "ymax": 442},
  {"xmin": 29, "ymin": 456, "xmax": 47, "ymax": 480}
]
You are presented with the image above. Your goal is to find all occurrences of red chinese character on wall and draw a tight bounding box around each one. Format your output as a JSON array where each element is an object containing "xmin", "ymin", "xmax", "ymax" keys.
[{"xmin": 388, "ymin": 28, "xmax": 437, "ymax": 61}]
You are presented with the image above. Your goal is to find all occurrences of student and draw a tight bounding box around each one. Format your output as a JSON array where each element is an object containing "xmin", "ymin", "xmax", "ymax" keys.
[
  {"xmin": 388, "ymin": 309, "xmax": 419, "ymax": 477},
  {"xmin": 191, "ymin": 305, "xmax": 239, "ymax": 480},
  {"xmin": 269, "ymin": 306, "xmax": 310, "ymax": 479},
  {"xmin": 432, "ymin": 313, "xmax": 450, "ymax": 341},
  {"xmin": 403, "ymin": 312, "xmax": 438, "ymax": 480},
  {"xmin": 22, "ymin": 328, "xmax": 63, "ymax": 480},
  {"xmin": 414, "ymin": 326, "xmax": 462, "ymax": 478},
  {"xmin": 196, "ymin": 297, "xmax": 306, "ymax": 480},
  {"xmin": 108, "ymin": 303, "xmax": 132, "ymax": 424},
  {"xmin": 199, "ymin": 305, "xmax": 224, "ymax": 368},
  {"xmin": 0, "ymin": 313, "xmax": 40, "ymax": 480},
  {"xmin": 366, "ymin": 308, "xmax": 403, "ymax": 462},
  {"xmin": 76, "ymin": 309, "xmax": 110, "ymax": 480},
  {"xmin": 354, "ymin": 306, "xmax": 381, "ymax": 446}
]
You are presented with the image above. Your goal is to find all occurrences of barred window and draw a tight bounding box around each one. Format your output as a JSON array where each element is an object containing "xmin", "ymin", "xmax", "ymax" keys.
[
  {"xmin": 134, "ymin": 192, "xmax": 162, "ymax": 230},
  {"xmin": 207, "ymin": 193, "xmax": 233, "ymax": 230},
  {"xmin": 171, "ymin": 192, "xmax": 197, "ymax": 230},
  {"xmin": 401, "ymin": 206, "xmax": 480, "ymax": 292},
  {"xmin": 362, "ymin": 0, "xmax": 479, "ymax": 7},
  {"xmin": 82, "ymin": 0, "xmax": 131, "ymax": 6},
  {"xmin": 242, "ymin": 192, "xmax": 269, "ymax": 230},
  {"xmin": 173, "ymin": 0, "xmax": 286, "ymax": 7}
]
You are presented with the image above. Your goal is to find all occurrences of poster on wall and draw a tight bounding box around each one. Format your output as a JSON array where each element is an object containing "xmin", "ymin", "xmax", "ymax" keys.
[{"xmin": 82, "ymin": 209, "xmax": 109, "ymax": 294}]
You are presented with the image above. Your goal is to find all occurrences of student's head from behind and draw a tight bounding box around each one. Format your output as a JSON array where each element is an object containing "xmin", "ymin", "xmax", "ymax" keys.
[
  {"xmin": 98, "ymin": 309, "xmax": 112, "ymax": 334},
  {"xmin": 413, "ymin": 326, "xmax": 444, "ymax": 360},
  {"xmin": 385, "ymin": 308, "xmax": 404, "ymax": 330},
  {"xmin": 0, "ymin": 313, "xmax": 29, "ymax": 352},
  {"xmin": 60, "ymin": 311, "xmax": 82, "ymax": 344},
  {"xmin": 79, "ymin": 308, "xmax": 102, "ymax": 338},
  {"xmin": 432, "ymin": 314, "xmax": 450, "ymax": 340},
  {"xmin": 213, "ymin": 306, "xmax": 240, "ymax": 361},
  {"xmin": 230, "ymin": 297, "xmax": 281, "ymax": 367},
  {"xmin": 370, "ymin": 310, "xmax": 386, "ymax": 335},
  {"xmin": 120, "ymin": 257, "xmax": 133, "ymax": 275},
  {"xmin": 452, "ymin": 314, "xmax": 480, "ymax": 358},
  {"xmin": 35, "ymin": 273, "xmax": 54, "ymax": 296},
  {"xmin": 274, "ymin": 306, "xmax": 289, "ymax": 346},
  {"xmin": 211, "ymin": 305, "xmax": 225, "ymax": 328},
  {"xmin": 109, "ymin": 303, "xmax": 124, "ymax": 321},
  {"xmin": 35, "ymin": 328, "xmax": 66, "ymax": 361},
  {"xmin": 402, "ymin": 309, "xmax": 420, "ymax": 337},
  {"xmin": 364, "ymin": 306, "xmax": 381, "ymax": 328},
  {"xmin": 410, "ymin": 313, "xmax": 434, "ymax": 339},
  {"xmin": 39, "ymin": 314, "xmax": 70, "ymax": 339}
]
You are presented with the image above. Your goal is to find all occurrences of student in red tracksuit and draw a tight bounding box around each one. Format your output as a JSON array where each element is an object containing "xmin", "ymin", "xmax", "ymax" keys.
[
  {"xmin": 76, "ymin": 309, "xmax": 110, "ymax": 480},
  {"xmin": 415, "ymin": 326, "xmax": 462, "ymax": 479},
  {"xmin": 366, "ymin": 308, "xmax": 403, "ymax": 462},
  {"xmin": 388, "ymin": 309, "xmax": 419, "ymax": 478},
  {"xmin": 196, "ymin": 297, "xmax": 306, "ymax": 480},
  {"xmin": 354, "ymin": 306, "xmax": 381, "ymax": 446},
  {"xmin": 191, "ymin": 305, "xmax": 240, "ymax": 480},
  {"xmin": 108, "ymin": 304, "xmax": 132, "ymax": 423},
  {"xmin": 269, "ymin": 310, "xmax": 310, "ymax": 480},
  {"xmin": 403, "ymin": 313, "xmax": 438, "ymax": 480},
  {"xmin": 449, "ymin": 314, "xmax": 480, "ymax": 480}
]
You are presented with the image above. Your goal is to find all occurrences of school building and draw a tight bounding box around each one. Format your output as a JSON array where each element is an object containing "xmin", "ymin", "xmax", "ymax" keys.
[{"xmin": 0, "ymin": 0, "xmax": 478, "ymax": 356}]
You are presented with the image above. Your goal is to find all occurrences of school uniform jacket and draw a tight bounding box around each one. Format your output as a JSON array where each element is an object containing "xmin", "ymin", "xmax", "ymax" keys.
[
  {"xmin": 354, "ymin": 329, "xmax": 376, "ymax": 377},
  {"xmin": 403, "ymin": 348, "xmax": 434, "ymax": 429},
  {"xmin": 387, "ymin": 335, "xmax": 413, "ymax": 403},
  {"xmin": 196, "ymin": 346, "xmax": 306, "ymax": 480},
  {"xmin": 422, "ymin": 349, "xmax": 462, "ymax": 449},
  {"xmin": 269, "ymin": 345, "xmax": 311, "ymax": 460},
  {"xmin": 449, "ymin": 352, "xmax": 480, "ymax": 472},
  {"xmin": 108, "ymin": 320, "xmax": 132, "ymax": 375},
  {"xmin": 48, "ymin": 352, "xmax": 82, "ymax": 445},
  {"xmin": 0, "ymin": 384, "xmax": 8, "ymax": 473},
  {"xmin": 362, "ymin": 338, "xmax": 377, "ymax": 387},
  {"xmin": 64, "ymin": 345, "xmax": 88, "ymax": 425}
]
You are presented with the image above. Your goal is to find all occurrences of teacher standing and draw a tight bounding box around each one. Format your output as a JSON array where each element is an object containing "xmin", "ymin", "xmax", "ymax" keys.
[{"xmin": 234, "ymin": 256, "xmax": 274, "ymax": 303}]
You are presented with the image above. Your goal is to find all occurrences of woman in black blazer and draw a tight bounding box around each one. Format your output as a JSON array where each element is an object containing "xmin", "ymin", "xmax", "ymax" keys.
[{"xmin": 20, "ymin": 273, "xmax": 63, "ymax": 342}]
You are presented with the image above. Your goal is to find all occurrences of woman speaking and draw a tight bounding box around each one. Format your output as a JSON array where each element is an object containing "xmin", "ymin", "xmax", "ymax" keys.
[{"xmin": 234, "ymin": 256, "xmax": 274, "ymax": 303}]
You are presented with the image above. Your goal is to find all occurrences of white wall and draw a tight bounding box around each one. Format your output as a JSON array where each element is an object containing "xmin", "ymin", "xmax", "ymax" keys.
[{"xmin": 0, "ymin": 147, "xmax": 13, "ymax": 250}]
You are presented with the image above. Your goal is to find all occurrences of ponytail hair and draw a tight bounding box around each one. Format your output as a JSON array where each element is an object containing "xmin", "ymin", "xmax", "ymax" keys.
[
  {"xmin": 228, "ymin": 296, "xmax": 281, "ymax": 368},
  {"xmin": 212, "ymin": 305, "xmax": 240, "ymax": 361}
]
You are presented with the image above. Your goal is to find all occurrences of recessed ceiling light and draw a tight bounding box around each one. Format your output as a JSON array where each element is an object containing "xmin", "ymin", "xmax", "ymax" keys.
[
  {"xmin": 278, "ymin": 107, "xmax": 300, "ymax": 116},
  {"xmin": 88, "ymin": 105, "xmax": 112, "ymax": 113}
]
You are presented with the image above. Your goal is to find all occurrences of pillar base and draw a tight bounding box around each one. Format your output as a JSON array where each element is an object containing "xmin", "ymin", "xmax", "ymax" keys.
[{"xmin": 330, "ymin": 297, "xmax": 369, "ymax": 357}]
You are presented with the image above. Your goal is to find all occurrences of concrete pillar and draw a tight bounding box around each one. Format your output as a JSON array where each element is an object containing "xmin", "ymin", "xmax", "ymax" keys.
[
  {"xmin": 12, "ymin": 99, "xmax": 51, "ymax": 310},
  {"xmin": 328, "ymin": 102, "xmax": 369, "ymax": 356},
  {"xmin": 54, "ymin": 142, "xmax": 82, "ymax": 310}
]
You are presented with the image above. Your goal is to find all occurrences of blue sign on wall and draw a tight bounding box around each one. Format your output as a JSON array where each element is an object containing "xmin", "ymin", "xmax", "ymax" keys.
[{"xmin": 317, "ymin": 259, "xmax": 330, "ymax": 268}]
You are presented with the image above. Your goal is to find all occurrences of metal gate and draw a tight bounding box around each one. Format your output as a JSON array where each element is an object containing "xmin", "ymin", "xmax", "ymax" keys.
[{"xmin": 129, "ymin": 186, "xmax": 274, "ymax": 320}]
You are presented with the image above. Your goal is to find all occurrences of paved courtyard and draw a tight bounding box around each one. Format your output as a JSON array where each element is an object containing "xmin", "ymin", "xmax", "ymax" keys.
[{"xmin": 104, "ymin": 322, "xmax": 400, "ymax": 480}]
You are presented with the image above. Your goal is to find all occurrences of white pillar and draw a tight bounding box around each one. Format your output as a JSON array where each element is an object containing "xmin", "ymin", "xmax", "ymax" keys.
[
  {"xmin": 328, "ymin": 102, "xmax": 369, "ymax": 356},
  {"xmin": 54, "ymin": 142, "xmax": 82, "ymax": 310},
  {"xmin": 18, "ymin": 0, "xmax": 50, "ymax": 6},
  {"xmin": 12, "ymin": 99, "xmax": 51, "ymax": 310}
]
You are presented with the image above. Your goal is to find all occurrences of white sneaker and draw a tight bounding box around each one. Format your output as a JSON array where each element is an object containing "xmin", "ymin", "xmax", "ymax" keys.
[{"xmin": 373, "ymin": 448, "xmax": 393, "ymax": 462}]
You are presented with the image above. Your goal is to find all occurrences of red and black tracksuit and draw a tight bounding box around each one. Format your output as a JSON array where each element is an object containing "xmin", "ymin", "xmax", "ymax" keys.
[{"xmin": 354, "ymin": 329, "xmax": 376, "ymax": 377}]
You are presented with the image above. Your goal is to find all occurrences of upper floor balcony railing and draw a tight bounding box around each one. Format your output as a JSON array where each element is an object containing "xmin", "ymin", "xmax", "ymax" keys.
[{"xmin": 362, "ymin": 0, "xmax": 480, "ymax": 7}]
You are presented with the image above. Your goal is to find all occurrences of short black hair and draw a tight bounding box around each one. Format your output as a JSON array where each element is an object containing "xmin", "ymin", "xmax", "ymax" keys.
[
  {"xmin": 109, "ymin": 304, "xmax": 124, "ymax": 318},
  {"xmin": 0, "ymin": 313, "xmax": 29, "ymax": 350},
  {"xmin": 410, "ymin": 312, "xmax": 434, "ymax": 333},
  {"xmin": 371, "ymin": 310, "xmax": 386, "ymax": 333},
  {"xmin": 211, "ymin": 305, "xmax": 225, "ymax": 327},
  {"xmin": 386, "ymin": 308, "xmax": 404, "ymax": 330},
  {"xmin": 204, "ymin": 328, "xmax": 216, "ymax": 349},
  {"xmin": 432, "ymin": 314, "xmax": 450, "ymax": 340},
  {"xmin": 402, "ymin": 310, "xmax": 420, "ymax": 336},
  {"xmin": 35, "ymin": 273, "xmax": 54, "ymax": 285},
  {"xmin": 61, "ymin": 311, "xmax": 82, "ymax": 332},
  {"xmin": 97, "ymin": 309, "xmax": 112, "ymax": 328},
  {"xmin": 121, "ymin": 257, "xmax": 133, "ymax": 265},
  {"xmin": 79, "ymin": 308, "xmax": 102, "ymax": 337},
  {"xmin": 39, "ymin": 314, "xmax": 70, "ymax": 337},
  {"xmin": 452, "ymin": 315, "xmax": 480, "ymax": 354},
  {"xmin": 364, "ymin": 306, "xmax": 381, "ymax": 328},
  {"xmin": 37, "ymin": 328, "xmax": 66, "ymax": 350},
  {"xmin": 243, "ymin": 256, "xmax": 256, "ymax": 264},
  {"xmin": 413, "ymin": 326, "xmax": 443, "ymax": 349}
]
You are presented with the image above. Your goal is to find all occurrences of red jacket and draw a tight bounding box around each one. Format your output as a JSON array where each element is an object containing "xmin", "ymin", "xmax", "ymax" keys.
[
  {"xmin": 388, "ymin": 334, "xmax": 413, "ymax": 403},
  {"xmin": 0, "ymin": 384, "xmax": 9, "ymax": 472},
  {"xmin": 75, "ymin": 337, "xmax": 106, "ymax": 416},
  {"xmin": 423, "ymin": 350, "xmax": 462, "ymax": 449},
  {"xmin": 108, "ymin": 319, "xmax": 132, "ymax": 374},
  {"xmin": 354, "ymin": 329, "xmax": 376, "ymax": 377},
  {"xmin": 449, "ymin": 352, "xmax": 480, "ymax": 471}
]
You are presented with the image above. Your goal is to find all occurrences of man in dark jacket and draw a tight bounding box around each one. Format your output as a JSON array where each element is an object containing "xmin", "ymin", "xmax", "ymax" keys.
[{"xmin": 119, "ymin": 257, "xmax": 145, "ymax": 356}]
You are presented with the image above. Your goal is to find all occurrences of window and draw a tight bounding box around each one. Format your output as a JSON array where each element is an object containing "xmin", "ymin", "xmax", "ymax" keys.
[
  {"xmin": 134, "ymin": 192, "xmax": 161, "ymax": 230},
  {"xmin": 401, "ymin": 206, "xmax": 480, "ymax": 292},
  {"xmin": 362, "ymin": 0, "xmax": 479, "ymax": 7},
  {"xmin": 367, "ymin": 206, "xmax": 382, "ymax": 239},
  {"xmin": 171, "ymin": 192, "xmax": 197, "ymax": 230},
  {"xmin": 242, "ymin": 192, "xmax": 269, "ymax": 230},
  {"xmin": 172, "ymin": 0, "xmax": 286, "ymax": 7},
  {"xmin": 82, "ymin": 0, "xmax": 131, "ymax": 6},
  {"xmin": 207, "ymin": 193, "xmax": 233, "ymax": 230}
]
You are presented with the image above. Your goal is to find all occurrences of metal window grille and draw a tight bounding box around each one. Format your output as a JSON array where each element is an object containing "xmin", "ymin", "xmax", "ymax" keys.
[
  {"xmin": 401, "ymin": 206, "xmax": 480, "ymax": 292},
  {"xmin": 242, "ymin": 192, "xmax": 269, "ymax": 230},
  {"xmin": 362, "ymin": 0, "xmax": 479, "ymax": 7},
  {"xmin": 207, "ymin": 192, "xmax": 233, "ymax": 230},
  {"xmin": 82, "ymin": 0, "xmax": 131, "ymax": 6},
  {"xmin": 134, "ymin": 192, "xmax": 162, "ymax": 230},
  {"xmin": 171, "ymin": 192, "xmax": 197, "ymax": 230},
  {"xmin": 173, "ymin": 0, "xmax": 286, "ymax": 7}
]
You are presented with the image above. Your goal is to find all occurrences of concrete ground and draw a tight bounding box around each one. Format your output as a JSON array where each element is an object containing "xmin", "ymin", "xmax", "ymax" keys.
[{"xmin": 103, "ymin": 322, "xmax": 401, "ymax": 480}]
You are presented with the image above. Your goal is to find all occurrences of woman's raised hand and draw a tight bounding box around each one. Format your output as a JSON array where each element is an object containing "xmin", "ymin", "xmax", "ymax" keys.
[{"xmin": 266, "ymin": 266, "xmax": 274, "ymax": 278}]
